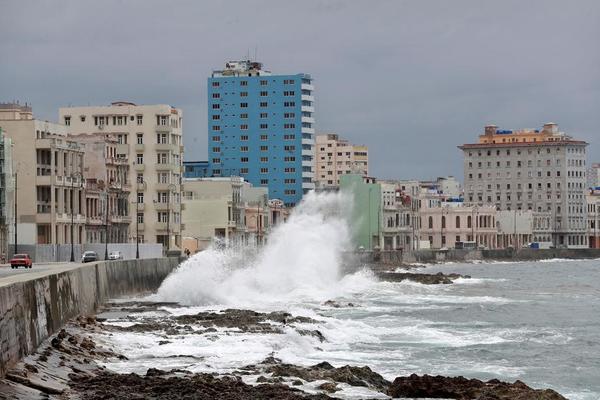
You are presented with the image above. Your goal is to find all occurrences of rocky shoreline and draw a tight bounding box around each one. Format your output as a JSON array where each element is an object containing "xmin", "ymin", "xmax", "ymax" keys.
[{"xmin": 0, "ymin": 306, "xmax": 568, "ymax": 399}]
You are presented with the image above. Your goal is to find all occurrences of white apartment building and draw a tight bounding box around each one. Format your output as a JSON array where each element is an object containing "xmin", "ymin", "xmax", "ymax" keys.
[
  {"xmin": 461, "ymin": 123, "xmax": 589, "ymax": 248},
  {"xmin": 60, "ymin": 102, "xmax": 183, "ymax": 251},
  {"xmin": 315, "ymin": 133, "xmax": 368, "ymax": 189},
  {"xmin": 0, "ymin": 103, "xmax": 86, "ymax": 246}
]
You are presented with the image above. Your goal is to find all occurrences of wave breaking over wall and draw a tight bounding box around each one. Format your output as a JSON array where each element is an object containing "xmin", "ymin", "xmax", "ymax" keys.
[{"xmin": 156, "ymin": 191, "xmax": 365, "ymax": 307}]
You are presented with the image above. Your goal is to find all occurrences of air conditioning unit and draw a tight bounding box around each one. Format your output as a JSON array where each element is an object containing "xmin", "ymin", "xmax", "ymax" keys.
[{"xmin": 98, "ymin": 125, "xmax": 104, "ymax": 130}]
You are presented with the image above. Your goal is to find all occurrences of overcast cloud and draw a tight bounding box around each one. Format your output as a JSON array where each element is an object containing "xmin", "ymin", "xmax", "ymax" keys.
[{"xmin": 1, "ymin": 0, "xmax": 598, "ymax": 180}]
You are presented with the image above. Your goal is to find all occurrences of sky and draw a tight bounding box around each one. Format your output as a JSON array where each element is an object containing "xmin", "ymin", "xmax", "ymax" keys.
[{"xmin": 1, "ymin": 0, "xmax": 598, "ymax": 180}]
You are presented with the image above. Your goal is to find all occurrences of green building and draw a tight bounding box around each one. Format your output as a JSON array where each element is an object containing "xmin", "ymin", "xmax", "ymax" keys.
[{"xmin": 339, "ymin": 174, "xmax": 381, "ymax": 250}]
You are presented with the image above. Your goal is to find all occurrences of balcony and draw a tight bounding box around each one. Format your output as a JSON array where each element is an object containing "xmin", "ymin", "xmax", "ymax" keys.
[
  {"xmin": 154, "ymin": 202, "xmax": 169, "ymax": 211},
  {"xmin": 36, "ymin": 175, "xmax": 52, "ymax": 186},
  {"xmin": 155, "ymin": 125, "xmax": 172, "ymax": 133},
  {"xmin": 136, "ymin": 203, "xmax": 145, "ymax": 211},
  {"xmin": 155, "ymin": 163, "xmax": 180, "ymax": 172},
  {"xmin": 155, "ymin": 143, "xmax": 178, "ymax": 152},
  {"xmin": 136, "ymin": 182, "xmax": 147, "ymax": 191},
  {"xmin": 135, "ymin": 144, "xmax": 145, "ymax": 152},
  {"xmin": 111, "ymin": 215, "xmax": 132, "ymax": 224},
  {"xmin": 86, "ymin": 216, "xmax": 104, "ymax": 226},
  {"xmin": 136, "ymin": 223, "xmax": 145, "ymax": 231},
  {"xmin": 116, "ymin": 143, "xmax": 129, "ymax": 155},
  {"xmin": 134, "ymin": 164, "xmax": 145, "ymax": 171},
  {"xmin": 301, "ymin": 94, "xmax": 315, "ymax": 102}
]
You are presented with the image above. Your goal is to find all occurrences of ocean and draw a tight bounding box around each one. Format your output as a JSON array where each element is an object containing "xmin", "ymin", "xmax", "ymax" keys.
[{"xmin": 93, "ymin": 192, "xmax": 600, "ymax": 399}]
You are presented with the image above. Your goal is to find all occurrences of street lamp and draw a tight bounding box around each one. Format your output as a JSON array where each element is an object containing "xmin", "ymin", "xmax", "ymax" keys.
[
  {"xmin": 70, "ymin": 172, "xmax": 83, "ymax": 262},
  {"xmin": 13, "ymin": 172, "xmax": 18, "ymax": 256},
  {"xmin": 166, "ymin": 183, "xmax": 177, "ymax": 254},
  {"xmin": 135, "ymin": 180, "xmax": 147, "ymax": 259}
]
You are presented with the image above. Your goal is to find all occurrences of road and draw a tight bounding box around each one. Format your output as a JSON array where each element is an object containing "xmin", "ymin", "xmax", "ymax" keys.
[{"xmin": 0, "ymin": 262, "xmax": 83, "ymax": 283}]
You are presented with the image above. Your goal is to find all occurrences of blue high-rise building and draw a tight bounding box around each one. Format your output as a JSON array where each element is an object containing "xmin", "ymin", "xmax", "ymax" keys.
[{"xmin": 207, "ymin": 60, "xmax": 315, "ymax": 207}]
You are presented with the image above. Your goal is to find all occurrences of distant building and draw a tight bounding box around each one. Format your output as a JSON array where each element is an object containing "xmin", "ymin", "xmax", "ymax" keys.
[
  {"xmin": 207, "ymin": 60, "xmax": 315, "ymax": 207},
  {"xmin": 60, "ymin": 102, "xmax": 184, "ymax": 251},
  {"xmin": 0, "ymin": 127, "xmax": 14, "ymax": 259},
  {"xmin": 460, "ymin": 123, "xmax": 588, "ymax": 248},
  {"xmin": 418, "ymin": 199, "xmax": 497, "ymax": 250},
  {"xmin": 69, "ymin": 133, "xmax": 131, "ymax": 244},
  {"xmin": 314, "ymin": 133, "xmax": 368, "ymax": 190},
  {"xmin": 588, "ymin": 190, "xmax": 600, "ymax": 249},
  {"xmin": 181, "ymin": 177, "xmax": 287, "ymax": 252},
  {"xmin": 339, "ymin": 174, "xmax": 381, "ymax": 250},
  {"xmin": 0, "ymin": 103, "xmax": 86, "ymax": 246},
  {"xmin": 588, "ymin": 163, "xmax": 600, "ymax": 189},
  {"xmin": 183, "ymin": 160, "xmax": 209, "ymax": 179}
]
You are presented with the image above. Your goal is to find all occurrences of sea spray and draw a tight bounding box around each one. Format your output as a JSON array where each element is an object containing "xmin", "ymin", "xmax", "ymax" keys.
[{"xmin": 157, "ymin": 190, "xmax": 365, "ymax": 306}]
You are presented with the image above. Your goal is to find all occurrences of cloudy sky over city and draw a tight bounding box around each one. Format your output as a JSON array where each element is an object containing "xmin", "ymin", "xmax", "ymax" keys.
[{"xmin": 1, "ymin": 0, "xmax": 598, "ymax": 179}]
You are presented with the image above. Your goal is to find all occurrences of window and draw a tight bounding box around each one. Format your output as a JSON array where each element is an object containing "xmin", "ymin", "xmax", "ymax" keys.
[
  {"xmin": 136, "ymin": 154, "xmax": 143, "ymax": 164},
  {"xmin": 240, "ymin": 113, "xmax": 248, "ymax": 119},
  {"xmin": 212, "ymin": 158, "xmax": 221, "ymax": 164},
  {"xmin": 212, "ymin": 135, "xmax": 221, "ymax": 141},
  {"xmin": 260, "ymin": 145, "xmax": 268, "ymax": 151},
  {"xmin": 260, "ymin": 168, "xmax": 268, "ymax": 174},
  {"xmin": 158, "ymin": 211, "xmax": 169, "ymax": 223},
  {"xmin": 212, "ymin": 115, "xmax": 220, "ymax": 120},
  {"xmin": 157, "ymin": 133, "xmax": 168, "ymax": 144},
  {"xmin": 260, "ymin": 113, "xmax": 268, "ymax": 118},
  {"xmin": 212, "ymin": 125, "xmax": 221, "ymax": 131},
  {"xmin": 157, "ymin": 153, "xmax": 168, "ymax": 164},
  {"xmin": 137, "ymin": 173, "xmax": 144, "ymax": 183},
  {"xmin": 136, "ymin": 133, "xmax": 143, "ymax": 144},
  {"xmin": 284, "ymin": 101, "xmax": 296, "ymax": 107},
  {"xmin": 240, "ymin": 146, "xmax": 248, "ymax": 152},
  {"xmin": 260, "ymin": 123, "xmax": 268, "ymax": 129},
  {"xmin": 158, "ymin": 172, "xmax": 169, "ymax": 184},
  {"xmin": 212, "ymin": 147, "xmax": 221, "ymax": 153},
  {"xmin": 260, "ymin": 179, "xmax": 269, "ymax": 185},
  {"xmin": 241, "ymin": 135, "xmax": 249, "ymax": 141},
  {"xmin": 240, "ymin": 124, "xmax": 248, "ymax": 130},
  {"xmin": 260, "ymin": 91, "xmax": 268, "ymax": 96},
  {"xmin": 212, "ymin": 104, "xmax": 220, "ymax": 109},
  {"xmin": 441, "ymin": 216, "xmax": 446, "ymax": 229},
  {"xmin": 284, "ymin": 123, "xmax": 296, "ymax": 129},
  {"xmin": 240, "ymin": 80, "xmax": 248, "ymax": 86},
  {"xmin": 260, "ymin": 134, "xmax": 268, "ymax": 140},
  {"xmin": 241, "ymin": 157, "xmax": 249, "ymax": 163},
  {"xmin": 260, "ymin": 80, "xmax": 268, "ymax": 86},
  {"xmin": 212, "ymin": 93, "xmax": 220, "ymax": 99},
  {"xmin": 260, "ymin": 102, "xmax": 268, "ymax": 107},
  {"xmin": 240, "ymin": 103, "xmax": 248, "ymax": 108},
  {"xmin": 240, "ymin": 168, "xmax": 248, "ymax": 174},
  {"xmin": 428, "ymin": 216, "xmax": 433, "ymax": 229},
  {"xmin": 260, "ymin": 157, "xmax": 268, "ymax": 162},
  {"xmin": 240, "ymin": 92, "xmax": 248, "ymax": 97},
  {"xmin": 456, "ymin": 216, "xmax": 461, "ymax": 228},
  {"xmin": 64, "ymin": 116, "xmax": 71, "ymax": 126},
  {"xmin": 284, "ymin": 91, "xmax": 295, "ymax": 96},
  {"xmin": 467, "ymin": 215, "xmax": 472, "ymax": 228},
  {"xmin": 137, "ymin": 192, "xmax": 144, "ymax": 203},
  {"xmin": 137, "ymin": 212, "xmax": 144, "ymax": 223},
  {"xmin": 284, "ymin": 113, "xmax": 295, "ymax": 118}
]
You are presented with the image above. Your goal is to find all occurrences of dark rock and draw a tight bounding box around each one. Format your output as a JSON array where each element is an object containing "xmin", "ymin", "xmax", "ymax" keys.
[
  {"xmin": 377, "ymin": 271, "xmax": 469, "ymax": 284},
  {"xmin": 24, "ymin": 364, "xmax": 38, "ymax": 373},
  {"xmin": 146, "ymin": 368, "xmax": 167, "ymax": 377},
  {"xmin": 292, "ymin": 380, "xmax": 303, "ymax": 386},
  {"xmin": 387, "ymin": 374, "xmax": 567, "ymax": 400},
  {"xmin": 50, "ymin": 337, "xmax": 62, "ymax": 348},
  {"xmin": 80, "ymin": 337, "xmax": 96, "ymax": 350},
  {"xmin": 318, "ymin": 382, "xmax": 339, "ymax": 393},
  {"xmin": 158, "ymin": 340, "xmax": 171, "ymax": 346}
]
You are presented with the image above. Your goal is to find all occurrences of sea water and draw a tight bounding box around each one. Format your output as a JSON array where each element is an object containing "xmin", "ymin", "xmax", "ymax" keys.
[{"xmin": 94, "ymin": 192, "xmax": 600, "ymax": 399}]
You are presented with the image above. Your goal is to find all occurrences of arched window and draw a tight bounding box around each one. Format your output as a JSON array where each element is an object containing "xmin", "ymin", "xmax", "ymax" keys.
[
  {"xmin": 467, "ymin": 215, "xmax": 472, "ymax": 229},
  {"xmin": 456, "ymin": 216, "xmax": 461, "ymax": 228},
  {"xmin": 428, "ymin": 216, "xmax": 433, "ymax": 229},
  {"xmin": 441, "ymin": 216, "xmax": 446, "ymax": 229}
]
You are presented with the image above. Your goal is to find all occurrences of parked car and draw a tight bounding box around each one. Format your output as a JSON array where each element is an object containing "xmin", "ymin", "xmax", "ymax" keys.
[
  {"xmin": 10, "ymin": 253, "xmax": 32, "ymax": 269},
  {"xmin": 108, "ymin": 251, "xmax": 122, "ymax": 260},
  {"xmin": 81, "ymin": 251, "xmax": 98, "ymax": 263}
]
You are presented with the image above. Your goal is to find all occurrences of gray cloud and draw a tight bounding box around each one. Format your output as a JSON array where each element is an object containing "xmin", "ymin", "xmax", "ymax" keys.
[{"xmin": 1, "ymin": 0, "xmax": 598, "ymax": 180}]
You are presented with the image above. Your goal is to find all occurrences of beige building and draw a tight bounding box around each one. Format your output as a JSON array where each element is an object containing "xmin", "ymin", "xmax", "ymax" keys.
[
  {"xmin": 315, "ymin": 133, "xmax": 368, "ymax": 189},
  {"xmin": 71, "ymin": 133, "xmax": 131, "ymax": 244},
  {"xmin": 419, "ymin": 202, "xmax": 498, "ymax": 249},
  {"xmin": 0, "ymin": 103, "xmax": 86, "ymax": 246},
  {"xmin": 60, "ymin": 102, "xmax": 183, "ymax": 251},
  {"xmin": 588, "ymin": 190, "xmax": 600, "ymax": 248}
]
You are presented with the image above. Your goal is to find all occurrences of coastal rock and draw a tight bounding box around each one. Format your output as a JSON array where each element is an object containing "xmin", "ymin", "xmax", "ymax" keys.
[
  {"xmin": 248, "ymin": 358, "xmax": 391, "ymax": 392},
  {"xmin": 322, "ymin": 300, "xmax": 357, "ymax": 308},
  {"xmin": 377, "ymin": 271, "xmax": 469, "ymax": 284},
  {"xmin": 387, "ymin": 374, "xmax": 567, "ymax": 400},
  {"xmin": 69, "ymin": 371, "xmax": 333, "ymax": 400}
]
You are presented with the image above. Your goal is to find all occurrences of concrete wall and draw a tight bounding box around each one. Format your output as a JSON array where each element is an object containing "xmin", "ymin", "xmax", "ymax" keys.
[{"xmin": 0, "ymin": 257, "xmax": 179, "ymax": 377}]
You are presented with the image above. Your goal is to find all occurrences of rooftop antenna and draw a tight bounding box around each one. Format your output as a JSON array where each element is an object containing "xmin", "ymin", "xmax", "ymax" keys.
[{"xmin": 254, "ymin": 46, "xmax": 257, "ymax": 62}]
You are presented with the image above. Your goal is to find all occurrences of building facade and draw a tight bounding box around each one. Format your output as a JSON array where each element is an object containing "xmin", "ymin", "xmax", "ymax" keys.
[
  {"xmin": 588, "ymin": 190, "xmax": 600, "ymax": 249},
  {"xmin": 0, "ymin": 103, "xmax": 86, "ymax": 247},
  {"xmin": 71, "ymin": 133, "xmax": 131, "ymax": 244},
  {"xmin": 314, "ymin": 133, "xmax": 368, "ymax": 190},
  {"xmin": 339, "ymin": 174, "xmax": 381, "ymax": 250},
  {"xmin": 0, "ymin": 127, "xmax": 14, "ymax": 260},
  {"xmin": 460, "ymin": 123, "xmax": 589, "ymax": 248},
  {"xmin": 183, "ymin": 160, "xmax": 210, "ymax": 179},
  {"xmin": 207, "ymin": 60, "xmax": 315, "ymax": 207},
  {"xmin": 588, "ymin": 163, "xmax": 600, "ymax": 190},
  {"xmin": 60, "ymin": 102, "xmax": 183, "ymax": 251}
]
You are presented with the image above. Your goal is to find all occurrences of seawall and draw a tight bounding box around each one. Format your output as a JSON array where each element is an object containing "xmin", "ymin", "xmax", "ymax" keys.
[{"xmin": 0, "ymin": 258, "xmax": 180, "ymax": 378}]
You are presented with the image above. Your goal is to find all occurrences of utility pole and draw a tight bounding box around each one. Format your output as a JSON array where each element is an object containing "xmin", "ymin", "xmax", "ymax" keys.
[{"xmin": 104, "ymin": 190, "xmax": 109, "ymax": 260}]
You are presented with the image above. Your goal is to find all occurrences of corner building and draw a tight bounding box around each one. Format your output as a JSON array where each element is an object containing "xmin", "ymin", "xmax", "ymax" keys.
[
  {"xmin": 460, "ymin": 123, "xmax": 588, "ymax": 248},
  {"xmin": 208, "ymin": 61, "xmax": 315, "ymax": 207}
]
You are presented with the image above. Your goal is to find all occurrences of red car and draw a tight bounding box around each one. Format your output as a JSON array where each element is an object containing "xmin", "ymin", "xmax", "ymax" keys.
[{"xmin": 10, "ymin": 254, "xmax": 33, "ymax": 269}]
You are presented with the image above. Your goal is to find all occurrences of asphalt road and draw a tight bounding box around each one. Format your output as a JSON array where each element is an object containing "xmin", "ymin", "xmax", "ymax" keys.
[{"xmin": 0, "ymin": 262, "xmax": 79, "ymax": 279}]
